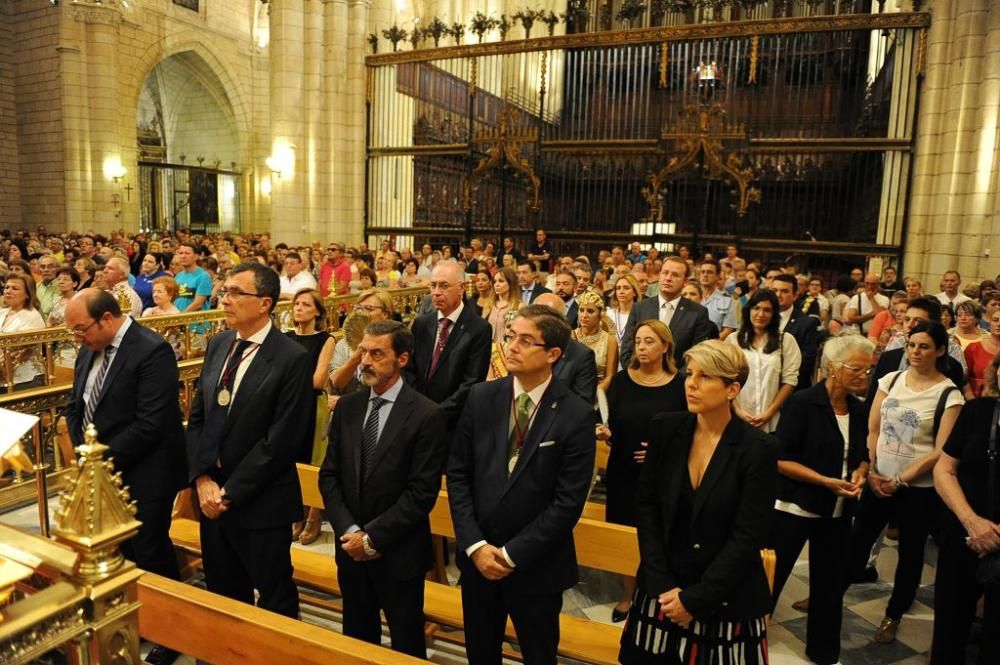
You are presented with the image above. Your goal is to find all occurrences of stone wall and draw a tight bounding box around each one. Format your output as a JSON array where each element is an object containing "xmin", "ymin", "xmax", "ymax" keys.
[{"xmin": 0, "ymin": 6, "xmax": 23, "ymax": 228}]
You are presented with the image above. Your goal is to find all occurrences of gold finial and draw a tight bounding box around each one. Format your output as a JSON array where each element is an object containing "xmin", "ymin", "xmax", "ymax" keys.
[{"xmin": 51, "ymin": 425, "xmax": 140, "ymax": 581}]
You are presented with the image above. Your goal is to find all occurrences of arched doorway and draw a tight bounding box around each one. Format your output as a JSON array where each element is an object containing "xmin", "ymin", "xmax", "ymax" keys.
[{"xmin": 137, "ymin": 51, "xmax": 242, "ymax": 233}]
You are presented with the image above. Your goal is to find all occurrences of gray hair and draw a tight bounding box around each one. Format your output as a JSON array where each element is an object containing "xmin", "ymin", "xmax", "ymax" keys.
[
  {"xmin": 822, "ymin": 334, "xmax": 875, "ymax": 369},
  {"xmin": 434, "ymin": 259, "xmax": 466, "ymax": 284}
]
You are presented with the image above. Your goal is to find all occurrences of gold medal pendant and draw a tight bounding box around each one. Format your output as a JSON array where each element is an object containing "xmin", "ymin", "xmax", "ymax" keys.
[
  {"xmin": 217, "ymin": 388, "xmax": 231, "ymax": 407},
  {"xmin": 508, "ymin": 452, "xmax": 519, "ymax": 474}
]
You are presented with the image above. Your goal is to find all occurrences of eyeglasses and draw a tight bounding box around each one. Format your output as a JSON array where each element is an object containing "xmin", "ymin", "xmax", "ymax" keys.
[
  {"xmin": 503, "ymin": 334, "xmax": 547, "ymax": 349},
  {"xmin": 353, "ymin": 304, "xmax": 384, "ymax": 314},
  {"xmin": 218, "ymin": 288, "xmax": 263, "ymax": 300},
  {"xmin": 429, "ymin": 281, "xmax": 457, "ymax": 291},
  {"xmin": 838, "ymin": 363, "xmax": 873, "ymax": 376},
  {"xmin": 70, "ymin": 319, "xmax": 99, "ymax": 337}
]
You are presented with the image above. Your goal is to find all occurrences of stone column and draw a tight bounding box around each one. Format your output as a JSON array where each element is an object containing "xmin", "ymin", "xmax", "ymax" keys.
[{"xmin": 904, "ymin": 0, "xmax": 1000, "ymax": 285}]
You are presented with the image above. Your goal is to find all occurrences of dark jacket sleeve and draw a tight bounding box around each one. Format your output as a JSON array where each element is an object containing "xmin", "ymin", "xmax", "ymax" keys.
[
  {"xmin": 679, "ymin": 435, "xmax": 778, "ymax": 617},
  {"xmin": 618, "ymin": 307, "xmax": 640, "ymax": 369},
  {"xmin": 318, "ymin": 398, "xmax": 361, "ymax": 536},
  {"xmin": 364, "ymin": 403, "xmax": 448, "ymax": 551},
  {"xmin": 570, "ymin": 345, "xmax": 598, "ymax": 405},
  {"xmin": 447, "ymin": 389, "xmax": 488, "ymax": 550},
  {"xmin": 774, "ymin": 391, "xmax": 807, "ymax": 462},
  {"xmin": 185, "ymin": 342, "xmax": 213, "ymax": 483},
  {"xmin": 504, "ymin": 410, "xmax": 596, "ymax": 568},
  {"xmin": 106, "ymin": 340, "xmax": 181, "ymax": 471},
  {"xmin": 692, "ymin": 308, "xmax": 718, "ymax": 345},
  {"xmin": 437, "ymin": 320, "xmax": 491, "ymax": 425},
  {"xmin": 222, "ymin": 349, "xmax": 314, "ymax": 505},
  {"xmin": 636, "ymin": 414, "xmax": 679, "ymax": 594}
]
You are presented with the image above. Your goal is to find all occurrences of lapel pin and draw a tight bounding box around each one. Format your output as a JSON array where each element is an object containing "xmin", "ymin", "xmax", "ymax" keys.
[{"xmin": 551, "ymin": 402, "xmax": 557, "ymax": 409}]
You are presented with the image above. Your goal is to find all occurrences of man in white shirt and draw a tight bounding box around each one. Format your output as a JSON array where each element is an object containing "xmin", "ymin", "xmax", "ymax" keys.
[
  {"xmin": 279, "ymin": 252, "xmax": 318, "ymax": 300},
  {"xmin": 935, "ymin": 270, "xmax": 971, "ymax": 308},
  {"xmin": 103, "ymin": 257, "xmax": 143, "ymax": 318},
  {"xmin": 844, "ymin": 274, "xmax": 890, "ymax": 335}
]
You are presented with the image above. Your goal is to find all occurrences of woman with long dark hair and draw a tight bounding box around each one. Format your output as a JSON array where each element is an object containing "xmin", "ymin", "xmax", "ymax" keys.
[{"xmin": 726, "ymin": 289, "xmax": 801, "ymax": 433}]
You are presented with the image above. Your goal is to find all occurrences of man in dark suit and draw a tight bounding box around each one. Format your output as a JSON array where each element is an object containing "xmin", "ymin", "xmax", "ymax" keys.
[
  {"xmin": 404, "ymin": 260, "xmax": 491, "ymax": 430},
  {"xmin": 551, "ymin": 270, "xmax": 579, "ymax": 328},
  {"xmin": 619, "ymin": 256, "xmax": 716, "ymax": 368},
  {"xmin": 772, "ymin": 274, "xmax": 821, "ymax": 390},
  {"xmin": 320, "ymin": 320, "xmax": 447, "ymax": 657},
  {"xmin": 448, "ymin": 304, "xmax": 596, "ymax": 665},
  {"xmin": 516, "ymin": 259, "xmax": 550, "ymax": 304},
  {"xmin": 534, "ymin": 293, "xmax": 597, "ymax": 404},
  {"xmin": 186, "ymin": 262, "xmax": 313, "ymax": 619},
  {"xmin": 64, "ymin": 288, "xmax": 187, "ymax": 665}
]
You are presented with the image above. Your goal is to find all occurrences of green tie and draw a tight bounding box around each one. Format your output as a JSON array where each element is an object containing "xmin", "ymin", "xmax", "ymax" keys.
[{"xmin": 509, "ymin": 392, "xmax": 535, "ymax": 471}]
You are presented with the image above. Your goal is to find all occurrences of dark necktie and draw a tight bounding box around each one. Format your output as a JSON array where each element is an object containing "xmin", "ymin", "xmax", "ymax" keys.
[
  {"xmin": 361, "ymin": 395, "xmax": 387, "ymax": 480},
  {"xmin": 82, "ymin": 345, "xmax": 115, "ymax": 433},
  {"xmin": 429, "ymin": 318, "xmax": 452, "ymax": 377},
  {"xmin": 195, "ymin": 338, "xmax": 253, "ymax": 475}
]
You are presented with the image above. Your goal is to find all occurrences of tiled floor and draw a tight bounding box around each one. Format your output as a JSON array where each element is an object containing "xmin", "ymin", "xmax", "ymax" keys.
[{"xmin": 2, "ymin": 500, "xmax": 973, "ymax": 664}]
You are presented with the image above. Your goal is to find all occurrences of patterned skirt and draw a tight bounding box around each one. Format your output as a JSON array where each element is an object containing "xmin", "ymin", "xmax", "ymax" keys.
[{"xmin": 619, "ymin": 591, "xmax": 768, "ymax": 665}]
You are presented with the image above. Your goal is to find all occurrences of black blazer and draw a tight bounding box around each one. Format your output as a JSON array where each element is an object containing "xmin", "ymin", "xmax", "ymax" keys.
[
  {"xmin": 404, "ymin": 304, "xmax": 492, "ymax": 429},
  {"xmin": 774, "ymin": 382, "xmax": 868, "ymax": 517},
  {"xmin": 447, "ymin": 376, "xmax": 596, "ymax": 595},
  {"xmin": 553, "ymin": 339, "xmax": 598, "ymax": 405},
  {"xmin": 185, "ymin": 326, "xmax": 313, "ymax": 528},
  {"xmin": 620, "ymin": 295, "xmax": 716, "ymax": 369},
  {"xmin": 564, "ymin": 299, "xmax": 579, "ymax": 329},
  {"xmin": 319, "ymin": 382, "xmax": 447, "ymax": 580},
  {"xmin": 64, "ymin": 321, "xmax": 186, "ymax": 502},
  {"xmin": 520, "ymin": 283, "xmax": 551, "ymax": 304},
  {"xmin": 866, "ymin": 347, "xmax": 966, "ymax": 416},
  {"xmin": 783, "ymin": 309, "xmax": 821, "ymax": 390},
  {"xmin": 638, "ymin": 412, "xmax": 778, "ymax": 621}
]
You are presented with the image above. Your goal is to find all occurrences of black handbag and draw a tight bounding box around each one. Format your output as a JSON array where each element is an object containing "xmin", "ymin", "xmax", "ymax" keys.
[{"xmin": 974, "ymin": 400, "xmax": 1000, "ymax": 588}]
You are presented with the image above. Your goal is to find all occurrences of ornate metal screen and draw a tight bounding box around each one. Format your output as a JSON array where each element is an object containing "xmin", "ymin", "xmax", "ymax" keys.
[{"xmin": 365, "ymin": 7, "xmax": 928, "ymax": 270}]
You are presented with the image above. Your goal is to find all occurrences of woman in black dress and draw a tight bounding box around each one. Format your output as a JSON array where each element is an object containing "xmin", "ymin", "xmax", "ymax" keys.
[
  {"xmin": 286, "ymin": 288, "xmax": 336, "ymax": 545},
  {"xmin": 597, "ymin": 319, "xmax": 687, "ymax": 621},
  {"xmin": 621, "ymin": 339, "xmax": 777, "ymax": 664}
]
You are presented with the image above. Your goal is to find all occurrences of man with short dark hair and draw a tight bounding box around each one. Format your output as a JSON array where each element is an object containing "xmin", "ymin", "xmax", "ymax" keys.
[
  {"xmin": 279, "ymin": 251, "xmax": 318, "ymax": 300},
  {"xmin": 320, "ymin": 320, "xmax": 447, "ymax": 657},
  {"xmin": 448, "ymin": 304, "xmax": 595, "ymax": 665},
  {"xmin": 619, "ymin": 257, "xmax": 716, "ymax": 368},
  {"xmin": 516, "ymin": 259, "xmax": 549, "ymax": 304},
  {"xmin": 64, "ymin": 288, "xmax": 186, "ymax": 665},
  {"xmin": 186, "ymin": 262, "xmax": 314, "ymax": 619},
  {"xmin": 697, "ymin": 260, "xmax": 732, "ymax": 331},
  {"xmin": 320, "ymin": 243, "xmax": 351, "ymax": 297},
  {"xmin": 936, "ymin": 269, "xmax": 970, "ymax": 308},
  {"xmin": 552, "ymin": 270, "xmax": 579, "ymax": 328},
  {"xmin": 527, "ymin": 229, "xmax": 553, "ymax": 274},
  {"xmin": 174, "ymin": 242, "xmax": 213, "ymax": 312},
  {"xmin": 772, "ymin": 274, "xmax": 821, "ymax": 391}
]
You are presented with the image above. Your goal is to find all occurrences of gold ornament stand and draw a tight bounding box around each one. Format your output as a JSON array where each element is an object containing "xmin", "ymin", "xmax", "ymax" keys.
[{"xmin": 0, "ymin": 424, "xmax": 143, "ymax": 665}]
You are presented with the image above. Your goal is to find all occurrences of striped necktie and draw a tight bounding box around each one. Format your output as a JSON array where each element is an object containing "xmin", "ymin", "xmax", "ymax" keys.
[
  {"xmin": 82, "ymin": 345, "xmax": 115, "ymax": 433},
  {"xmin": 361, "ymin": 395, "xmax": 387, "ymax": 480}
]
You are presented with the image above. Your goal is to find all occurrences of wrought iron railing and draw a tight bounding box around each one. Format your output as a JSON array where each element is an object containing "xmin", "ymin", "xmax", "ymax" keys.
[{"xmin": 365, "ymin": 9, "xmax": 929, "ymax": 273}]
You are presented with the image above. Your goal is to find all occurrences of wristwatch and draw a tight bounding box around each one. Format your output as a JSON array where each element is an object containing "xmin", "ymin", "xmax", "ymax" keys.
[
  {"xmin": 892, "ymin": 473, "xmax": 909, "ymax": 490},
  {"xmin": 361, "ymin": 533, "xmax": 378, "ymax": 557}
]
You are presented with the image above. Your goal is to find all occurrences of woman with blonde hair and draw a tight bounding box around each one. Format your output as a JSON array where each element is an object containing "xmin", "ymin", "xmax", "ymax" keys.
[
  {"xmin": 573, "ymin": 289, "xmax": 618, "ymax": 394},
  {"xmin": 621, "ymin": 339, "xmax": 776, "ymax": 663},
  {"xmin": 597, "ymin": 318, "xmax": 687, "ymax": 621},
  {"xmin": 483, "ymin": 266, "xmax": 521, "ymax": 343},
  {"xmin": 287, "ymin": 288, "xmax": 337, "ymax": 545},
  {"xmin": 608, "ymin": 273, "xmax": 640, "ymax": 352}
]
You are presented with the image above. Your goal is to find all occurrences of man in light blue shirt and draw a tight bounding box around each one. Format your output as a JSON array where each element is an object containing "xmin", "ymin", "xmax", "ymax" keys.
[{"xmin": 698, "ymin": 260, "xmax": 732, "ymax": 333}]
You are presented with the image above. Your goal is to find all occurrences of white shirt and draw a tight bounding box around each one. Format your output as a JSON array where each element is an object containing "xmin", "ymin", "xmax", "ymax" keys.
[
  {"xmin": 280, "ymin": 270, "xmax": 318, "ymax": 296},
  {"xmin": 726, "ymin": 333, "xmax": 802, "ymax": 433},
  {"xmin": 936, "ymin": 291, "xmax": 971, "ymax": 308},
  {"xmin": 844, "ymin": 291, "xmax": 889, "ymax": 334},
  {"xmin": 778, "ymin": 307, "xmax": 793, "ymax": 333},
  {"xmin": 223, "ymin": 320, "xmax": 272, "ymax": 403},
  {"xmin": 83, "ymin": 316, "xmax": 133, "ymax": 411},
  {"xmin": 465, "ymin": 374, "xmax": 553, "ymax": 568}
]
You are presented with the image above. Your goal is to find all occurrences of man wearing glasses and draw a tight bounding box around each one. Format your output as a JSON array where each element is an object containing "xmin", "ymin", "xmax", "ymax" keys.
[
  {"xmin": 404, "ymin": 260, "xmax": 491, "ymax": 431},
  {"xmin": 186, "ymin": 262, "xmax": 314, "ymax": 620},
  {"xmin": 319, "ymin": 243, "xmax": 351, "ymax": 298},
  {"xmin": 448, "ymin": 304, "xmax": 595, "ymax": 665},
  {"xmin": 63, "ymin": 288, "xmax": 186, "ymax": 665}
]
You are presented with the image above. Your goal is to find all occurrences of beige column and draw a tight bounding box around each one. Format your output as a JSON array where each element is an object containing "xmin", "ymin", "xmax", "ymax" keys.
[
  {"xmin": 62, "ymin": 3, "xmax": 126, "ymax": 234},
  {"xmin": 904, "ymin": 0, "xmax": 1000, "ymax": 285}
]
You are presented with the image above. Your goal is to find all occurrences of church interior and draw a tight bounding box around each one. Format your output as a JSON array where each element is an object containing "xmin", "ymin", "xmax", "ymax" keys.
[{"xmin": 1, "ymin": 0, "xmax": 999, "ymax": 663}]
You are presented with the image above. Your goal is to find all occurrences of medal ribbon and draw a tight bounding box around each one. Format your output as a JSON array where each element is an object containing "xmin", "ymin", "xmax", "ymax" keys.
[{"xmin": 218, "ymin": 339, "xmax": 260, "ymax": 393}]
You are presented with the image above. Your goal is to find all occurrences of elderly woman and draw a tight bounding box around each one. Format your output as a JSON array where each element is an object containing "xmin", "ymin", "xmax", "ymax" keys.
[
  {"xmin": 848, "ymin": 321, "xmax": 964, "ymax": 643},
  {"xmin": 770, "ymin": 335, "xmax": 875, "ymax": 665},
  {"xmin": 932, "ymin": 350, "xmax": 1000, "ymax": 664},
  {"xmin": 951, "ymin": 300, "xmax": 988, "ymax": 349},
  {"xmin": 328, "ymin": 288, "xmax": 393, "ymax": 397},
  {"xmin": 0, "ymin": 274, "xmax": 46, "ymax": 390},
  {"xmin": 621, "ymin": 339, "xmax": 777, "ymax": 664},
  {"xmin": 141, "ymin": 276, "xmax": 180, "ymax": 317},
  {"xmin": 47, "ymin": 267, "xmax": 80, "ymax": 327}
]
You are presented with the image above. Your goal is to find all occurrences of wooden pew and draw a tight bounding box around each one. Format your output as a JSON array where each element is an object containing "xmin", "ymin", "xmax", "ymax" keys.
[{"xmin": 138, "ymin": 573, "xmax": 422, "ymax": 665}]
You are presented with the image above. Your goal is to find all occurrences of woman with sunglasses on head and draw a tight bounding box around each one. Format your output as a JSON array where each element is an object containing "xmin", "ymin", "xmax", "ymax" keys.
[
  {"xmin": 847, "ymin": 320, "xmax": 964, "ymax": 644},
  {"xmin": 621, "ymin": 339, "xmax": 777, "ymax": 664},
  {"xmin": 286, "ymin": 288, "xmax": 337, "ymax": 545},
  {"xmin": 769, "ymin": 335, "xmax": 875, "ymax": 665},
  {"xmin": 328, "ymin": 288, "xmax": 394, "ymax": 398}
]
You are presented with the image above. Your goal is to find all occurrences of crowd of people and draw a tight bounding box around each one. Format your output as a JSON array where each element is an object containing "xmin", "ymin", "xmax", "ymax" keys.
[{"xmin": 1, "ymin": 224, "xmax": 999, "ymax": 665}]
